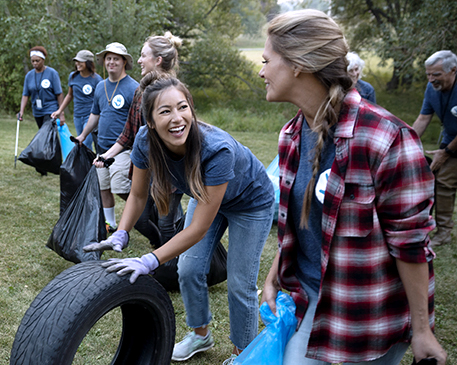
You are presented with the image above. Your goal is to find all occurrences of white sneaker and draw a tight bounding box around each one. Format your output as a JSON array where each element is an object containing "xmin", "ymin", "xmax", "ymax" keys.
[
  {"xmin": 222, "ymin": 354, "xmax": 238, "ymax": 365},
  {"xmin": 172, "ymin": 331, "xmax": 214, "ymax": 361}
]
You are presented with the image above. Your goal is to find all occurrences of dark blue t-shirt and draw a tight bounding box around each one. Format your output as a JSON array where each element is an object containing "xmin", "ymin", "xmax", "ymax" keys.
[
  {"xmin": 68, "ymin": 72, "xmax": 103, "ymax": 117},
  {"xmin": 356, "ymin": 80, "xmax": 376, "ymax": 104},
  {"xmin": 91, "ymin": 75, "xmax": 139, "ymax": 150},
  {"xmin": 22, "ymin": 66, "xmax": 62, "ymax": 117},
  {"xmin": 131, "ymin": 124, "xmax": 275, "ymax": 212},
  {"xmin": 420, "ymin": 82, "xmax": 457, "ymax": 145},
  {"xmin": 290, "ymin": 122, "xmax": 336, "ymax": 292}
]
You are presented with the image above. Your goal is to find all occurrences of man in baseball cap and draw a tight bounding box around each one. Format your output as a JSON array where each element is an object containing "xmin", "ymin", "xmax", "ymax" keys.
[{"xmin": 75, "ymin": 42, "xmax": 138, "ymax": 230}]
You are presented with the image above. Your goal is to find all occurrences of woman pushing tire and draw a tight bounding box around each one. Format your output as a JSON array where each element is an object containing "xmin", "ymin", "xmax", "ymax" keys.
[{"xmin": 10, "ymin": 260, "xmax": 175, "ymax": 365}]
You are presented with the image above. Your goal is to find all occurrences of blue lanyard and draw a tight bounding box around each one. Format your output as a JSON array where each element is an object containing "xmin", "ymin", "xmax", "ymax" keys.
[{"xmin": 34, "ymin": 68, "xmax": 45, "ymax": 98}]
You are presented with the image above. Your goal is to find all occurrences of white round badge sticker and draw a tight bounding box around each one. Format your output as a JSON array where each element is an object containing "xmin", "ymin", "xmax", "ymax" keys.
[
  {"xmin": 82, "ymin": 84, "xmax": 93, "ymax": 95},
  {"xmin": 315, "ymin": 168, "xmax": 331, "ymax": 204},
  {"xmin": 112, "ymin": 95, "xmax": 125, "ymax": 109},
  {"xmin": 451, "ymin": 106, "xmax": 457, "ymax": 117},
  {"xmin": 41, "ymin": 79, "xmax": 51, "ymax": 89}
]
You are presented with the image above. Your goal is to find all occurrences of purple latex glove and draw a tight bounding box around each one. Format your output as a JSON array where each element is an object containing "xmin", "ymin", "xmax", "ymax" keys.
[
  {"xmin": 102, "ymin": 253, "xmax": 160, "ymax": 284},
  {"xmin": 83, "ymin": 230, "xmax": 129, "ymax": 253}
]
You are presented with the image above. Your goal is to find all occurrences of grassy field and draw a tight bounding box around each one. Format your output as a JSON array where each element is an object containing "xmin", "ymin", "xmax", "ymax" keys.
[
  {"xmin": 0, "ymin": 115, "xmax": 280, "ymax": 365},
  {"xmin": 0, "ymin": 76, "xmax": 455, "ymax": 364}
]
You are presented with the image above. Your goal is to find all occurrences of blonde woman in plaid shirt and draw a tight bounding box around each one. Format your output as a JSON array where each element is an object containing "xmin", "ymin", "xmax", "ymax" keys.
[{"xmin": 259, "ymin": 9, "xmax": 447, "ymax": 365}]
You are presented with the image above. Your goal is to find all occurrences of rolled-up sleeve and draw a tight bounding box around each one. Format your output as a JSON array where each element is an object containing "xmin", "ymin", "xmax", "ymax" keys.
[{"xmin": 375, "ymin": 125, "xmax": 435, "ymax": 262}]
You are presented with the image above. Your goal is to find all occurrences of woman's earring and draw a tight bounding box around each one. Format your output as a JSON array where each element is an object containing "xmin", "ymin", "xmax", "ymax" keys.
[{"xmin": 293, "ymin": 66, "xmax": 301, "ymax": 78}]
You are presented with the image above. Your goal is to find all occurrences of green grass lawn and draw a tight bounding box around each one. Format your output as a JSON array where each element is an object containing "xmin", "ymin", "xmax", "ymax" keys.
[
  {"xmin": 1, "ymin": 78, "xmax": 456, "ymax": 365},
  {"xmin": 0, "ymin": 115, "xmax": 280, "ymax": 364}
]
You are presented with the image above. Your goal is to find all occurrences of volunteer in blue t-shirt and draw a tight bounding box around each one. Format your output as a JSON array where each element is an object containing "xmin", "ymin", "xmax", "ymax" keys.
[
  {"xmin": 75, "ymin": 42, "xmax": 138, "ymax": 231},
  {"xmin": 51, "ymin": 50, "xmax": 103, "ymax": 149},
  {"xmin": 18, "ymin": 46, "xmax": 65, "ymax": 129},
  {"xmin": 413, "ymin": 50, "xmax": 457, "ymax": 247},
  {"xmin": 84, "ymin": 75, "xmax": 275, "ymax": 363}
]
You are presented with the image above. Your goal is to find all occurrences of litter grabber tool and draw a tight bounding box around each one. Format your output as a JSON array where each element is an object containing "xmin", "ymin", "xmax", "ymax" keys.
[{"xmin": 14, "ymin": 115, "xmax": 21, "ymax": 168}]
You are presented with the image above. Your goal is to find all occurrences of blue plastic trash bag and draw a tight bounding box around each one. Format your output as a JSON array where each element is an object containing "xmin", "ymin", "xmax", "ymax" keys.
[
  {"xmin": 57, "ymin": 121, "xmax": 73, "ymax": 162},
  {"xmin": 266, "ymin": 155, "xmax": 280, "ymax": 223},
  {"xmin": 234, "ymin": 291, "xmax": 297, "ymax": 365}
]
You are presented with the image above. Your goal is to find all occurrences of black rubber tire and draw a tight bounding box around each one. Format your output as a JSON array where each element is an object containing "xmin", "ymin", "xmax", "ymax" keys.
[{"xmin": 10, "ymin": 261, "xmax": 175, "ymax": 365}]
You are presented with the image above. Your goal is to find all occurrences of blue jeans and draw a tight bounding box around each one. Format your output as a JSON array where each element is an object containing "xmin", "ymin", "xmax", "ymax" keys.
[
  {"xmin": 74, "ymin": 115, "xmax": 93, "ymax": 149},
  {"xmin": 283, "ymin": 283, "xmax": 410, "ymax": 365},
  {"xmin": 177, "ymin": 198, "xmax": 274, "ymax": 350}
]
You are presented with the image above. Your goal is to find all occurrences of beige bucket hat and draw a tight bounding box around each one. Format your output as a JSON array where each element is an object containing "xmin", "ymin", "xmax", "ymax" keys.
[{"xmin": 95, "ymin": 42, "xmax": 133, "ymax": 70}]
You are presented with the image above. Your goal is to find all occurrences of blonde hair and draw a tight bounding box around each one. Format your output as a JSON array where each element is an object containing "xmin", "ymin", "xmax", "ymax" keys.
[
  {"xmin": 268, "ymin": 9, "xmax": 352, "ymax": 227},
  {"xmin": 133, "ymin": 33, "xmax": 182, "ymax": 103},
  {"xmin": 145, "ymin": 31, "xmax": 182, "ymax": 75}
]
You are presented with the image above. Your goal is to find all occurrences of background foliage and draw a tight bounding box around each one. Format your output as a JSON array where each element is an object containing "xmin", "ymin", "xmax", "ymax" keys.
[
  {"xmin": 0, "ymin": 0, "xmax": 274, "ymax": 112},
  {"xmin": 2, "ymin": 0, "xmax": 457, "ymax": 113},
  {"xmin": 331, "ymin": 0, "xmax": 457, "ymax": 89}
]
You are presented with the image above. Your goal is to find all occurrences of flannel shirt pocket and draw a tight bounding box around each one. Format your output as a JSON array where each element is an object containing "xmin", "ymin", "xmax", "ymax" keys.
[{"xmin": 335, "ymin": 184, "xmax": 375, "ymax": 237}]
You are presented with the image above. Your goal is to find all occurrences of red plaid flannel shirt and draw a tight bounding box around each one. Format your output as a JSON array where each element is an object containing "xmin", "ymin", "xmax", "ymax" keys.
[
  {"xmin": 277, "ymin": 89, "xmax": 436, "ymax": 363},
  {"xmin": 117, "ymin": 88, "xmax": 143, "ymax": 149}
]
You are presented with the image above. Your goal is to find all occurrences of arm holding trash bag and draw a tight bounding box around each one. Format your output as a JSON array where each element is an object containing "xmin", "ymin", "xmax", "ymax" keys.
[
  {"xmin": 261, "ymin": 251, "xmax": 282, "ymax": 315},
  {"xmin": 75, "ymin": 113, "xmax": 100, "ymax": 145},
  {"xmin": 93, "ymin": 143, "xmax": 124, "ymax": 168},
  {"xmin": 56, "ymin": 93, "xmax": 66, "ymax": 124},
  {"xmin": 51, "ymin": 86, "xmax": 73, "ymax": 121}
]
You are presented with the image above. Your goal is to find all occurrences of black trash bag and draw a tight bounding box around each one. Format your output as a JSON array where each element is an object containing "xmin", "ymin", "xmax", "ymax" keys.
[
  {"xmin": 19, "ymin": 118, "xmax": 62, "ymax": 175},
  {"xmin": 153, "ymin": 213, "xmax": 227, "ymax": 291},
  {"xmin": 47, "ymin": 166, "xmax": 106, "ymax": 263},
  {"xmin": 60, "ymin": 142, "xmax": 96, "ymax": 215},
  {"xmin": 154, "ymin": 242, "xmax": 228, "ymax": 291}
]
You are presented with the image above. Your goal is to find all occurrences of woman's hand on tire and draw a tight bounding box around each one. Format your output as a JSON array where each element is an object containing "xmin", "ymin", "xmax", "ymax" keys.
[
  {"xmin": 84, "ymin": 230, "xmax": 129, "ymax": 253},
  {"xmin": 102, "ymin": 253, "xmax": 160, "ymax": 284}
]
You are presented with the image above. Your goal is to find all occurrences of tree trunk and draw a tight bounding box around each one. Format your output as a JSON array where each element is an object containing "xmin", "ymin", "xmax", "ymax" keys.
[{"xmin": 387, "ymin": 67, "xmax": 400, "ymax": 90}]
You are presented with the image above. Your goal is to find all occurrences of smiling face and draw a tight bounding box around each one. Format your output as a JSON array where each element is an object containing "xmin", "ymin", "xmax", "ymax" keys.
[
  {"xmin": 138, "ymin": 43, "xmax": 161, "ymax": 76},
  {"xmin": 75, "ymin": 60, "xmax": 87, "ymax": 73},
  {"xmin": 259, "ymin": 38, "xmax": 296, "ymax": 103},
  {"xmin": 151, "ymin": 86, "xmax": 193, "ymax": 156},
  {"xmin": 104, "ymin": 52, "xmax": 126, "ymax": 78},
  {"xmin": 426, "ymin": 61, "xmax": 457, "ymax": 92},
  {"xmin": 31, "ymin": 56, "xmax": 45, "ymax": 72},
  {"xmin": 347, "ymin": 64, "xmax": 360, "ymax": 85}
]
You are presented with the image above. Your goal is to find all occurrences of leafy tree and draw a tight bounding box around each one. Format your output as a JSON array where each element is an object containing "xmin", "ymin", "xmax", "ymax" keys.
[
  {"xmin": 0, "ymin": 0, "xmax": 170, "ymax": 112},
  {"xmin": 331, "ymin": 0, "xmax": 423, "ymax": 89},
  {"xmin": 0, "ymin": 0, "xmax": 268, "ymax": 112},
  {"xmin": 400, "ymin": 1, "xmax": 457, "ymax": 70},
  {"xmin": 232, "ymin": 0, "xmax": 266, "ymax": 37},
  {"xmin": 280, "ymin": 0, "xmax": 330, "ymax": 12},
  {"xmin": 331, "ymin": 0, "xmax": 457, "ymax": 90},
  {"xmin": 166, "ymin": 0, "xmax": 264, "ymax": 93}
]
